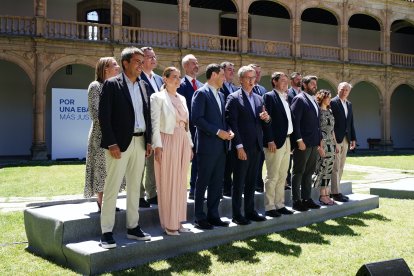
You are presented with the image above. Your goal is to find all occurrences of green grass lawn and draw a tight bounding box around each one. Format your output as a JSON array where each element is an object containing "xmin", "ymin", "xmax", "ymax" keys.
[
  {"xmin": 1, "ymin": 198, "xmax": 412, "ymax": 275},
  {"xmin": 346, "ymin": 154, "xmax": 414, "ymax": 171}
]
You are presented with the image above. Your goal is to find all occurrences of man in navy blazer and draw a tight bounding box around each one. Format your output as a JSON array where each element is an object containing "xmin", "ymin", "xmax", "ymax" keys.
[
  {"xmin": 99, "ymin": 47, "xmax": 152, "ymax": 248},
  {"xmin": 192, "ymin": 64, "xmax": 234, "ymax": 230},
  {"xmin": 137, "ymin": 46, "xmax": 164, "ymax": 208},
  {"xmin": 286, "ymin": 72, "xmax": 302, "ymax": 188},
  {"xmin": 262, "ymin": 72, "xmax": 295, "ymax": 218},
  {"xmin": 330, "ymin": 82, "xmax": 356, "ymax": 202},
  {"xmin": 220, "ymin": 61, "xmax": 238, "ymax": 197},
  {"xmin": 226, "ymin": 65, "xmax": 269, "ymax": 225},
  {"xmin": 290, "ymin": 75, "xmax": 323, "ymax": 212},
  {"xmin": 287, "ymin": 72, "xmax": 302, "ymax": 106},
  {"xmin": 177, "ymin": 54, "xmax": 203, "ymax": 200}
]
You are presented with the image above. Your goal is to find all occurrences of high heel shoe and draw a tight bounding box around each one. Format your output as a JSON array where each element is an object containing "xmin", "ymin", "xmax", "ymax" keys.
[
  {"xmin": 165, "ymin": 229, "xmax": 180, "ymax": 236},
  {"xmin": 319, "ymin": 195, "xmax": 334, "ymax": 206}
]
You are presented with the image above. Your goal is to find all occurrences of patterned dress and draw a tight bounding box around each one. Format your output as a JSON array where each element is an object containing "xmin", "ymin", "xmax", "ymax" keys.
[
  {"xmin": 313, "ymin": 109, "xmax": 336, "ymax": 187},
  {"xmin": 84, "ymin": 81, "xmax": 126, "ymax": 198}
]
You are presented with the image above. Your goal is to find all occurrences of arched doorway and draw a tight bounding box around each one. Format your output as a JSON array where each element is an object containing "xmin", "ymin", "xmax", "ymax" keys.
[
  {"xmin": 45, "ymin": 64, "xmax": 95, "ymax": 157},
  {"xmin": 348, "ymin": 82, "xmax": 381, "ymax": 149},
  {"xmin": 317, "ymin": 78, "xmax": 336, "ymax": 96},
  {"xmin": 391, "ymin": 84, "xmax": 414, "ymax": 149},
  {"xmin": 0, "ymin": 60, "xmax": 33, "ymax": 157}
]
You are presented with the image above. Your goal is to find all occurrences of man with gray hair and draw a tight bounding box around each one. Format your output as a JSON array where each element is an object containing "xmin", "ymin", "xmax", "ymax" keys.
[
  {"xmin": 178, "ymin": 54, "xmax": 203, "ymax": 200},
  {"xmin": 226, "ymin": 65, "xmax": 269, "ymax": 225},
  {"xmin": 330, "ymin": 82, "xmax": 356, "ymax": 202}
]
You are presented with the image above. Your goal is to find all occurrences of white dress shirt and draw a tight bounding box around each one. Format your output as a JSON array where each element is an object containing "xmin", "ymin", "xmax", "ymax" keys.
[{"xmin": 124, "ymin": 73, "xmax": 146, "ymax": 132}]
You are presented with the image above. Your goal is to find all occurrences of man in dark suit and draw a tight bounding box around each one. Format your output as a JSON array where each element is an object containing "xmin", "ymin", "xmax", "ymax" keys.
[
  {"xmin": 177, "ymin": 54, "xmax": 203, "ymax": 200},
  {"xmin": 192, "ymin": 63, "xmax": 234, "ymax": 230},
  {"xmin": 248, "ymin": 64, "xmax": 267, "ymax": 193},
  {"xmin": 262, "ymin": 72, "xmax": 294, "ymax": 218},
  {"xmin": 291, "ymin": 75, "xmax": 323, "ymax": 212},
  {"xmin": 286, "ymin": 72, "xmax": 302, "ymax": 189},
  {"xmin": 226, "ymin": 65, "xmax": 269, "ymax": 225},
  {"xmin": 330, "ymin": 82, "xmax": 356, "ymax": 202},
  {"xmin": 99, "ymin": 47, "xmax": 152, "ymax": 249},
  {"xmin": 287, "ymin": 72, "xmax": 302, "ymax": 106},
  {"xmin": 220, "ymin": 61, "xmax": 238, "ymax": 197},
  {"xmin": 138, "ymin": 46, "xmax": 164, "ymax": 208}
]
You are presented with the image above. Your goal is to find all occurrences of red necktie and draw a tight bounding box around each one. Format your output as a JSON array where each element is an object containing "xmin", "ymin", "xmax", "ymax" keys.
[{"xmin": 191, "ymin": 79, "xmax": 197, "ymax": 91}]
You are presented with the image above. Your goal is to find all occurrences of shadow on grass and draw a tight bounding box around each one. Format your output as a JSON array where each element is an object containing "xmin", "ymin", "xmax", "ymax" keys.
[
  {"xmin": 307, "ymin": 221, "xmax": 360, "ymax": 236},
  {"xmin": 0, "ymin": 160, "xmax": 85, "ymax": 169},
  {"xmin": 278, "ymin": 228, "xmax": 329, "ymax": 245},
  {"xmin": 245, "ymin": 235, "xmax": 301, "ymax": 257},
  {"xmin": 113, "ymin": 251, "xmax": 213, "ymax": 275},
  {"xmin": 348, "ymin": 212, "xmax": 391, "ymax": 222}
]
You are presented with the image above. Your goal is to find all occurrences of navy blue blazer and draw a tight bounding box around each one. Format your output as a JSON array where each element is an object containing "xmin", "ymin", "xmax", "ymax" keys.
[
  {"xmin": 139, "ymin": 71, "xmax": 163, "ymax": 95},
  {"xmin": 287, "ymin": 87, "xmax": 300, "ymax": 106},
  {"xmin": 291, "ymin": 92, "xmax": 322, "ymax": 148},
  {"xmin": 263, "ymin": 90, "xmax": 291, "ymax": 148},
  {"xmin": 220, "ymin": 82, "xmax": 238, "ymax": 100},
  {"xmin": 252, "ymin": 84, "xmax": 267, "ymax": 96},
  {"xmin": 330, "ymin": 95, "xmax": 356, "ymax": 143},
  {"xmin": 99, "ymin": 73, "xmax": 151, "ymax": 151},
  {"xmin": 177, "ymin": 77, "xmax": 203, "ymax": 123},
  {"xmin": 191, "ymin": 84, "xmax": 228, "ymax": 154},
  {"xmin": 225, "ymin": 89, "xmax": 267, "ymax": 151}
]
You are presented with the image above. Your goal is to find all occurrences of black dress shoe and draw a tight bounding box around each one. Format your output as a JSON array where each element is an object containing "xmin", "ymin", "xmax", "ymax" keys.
[
  {"xmin": 246, "ymin": 212, "xmax": 267, "ymax": 222},
  {"xmin": 276, "ymin": 207, "xmax": 294, "ymax": 215},
  {"xmin": 265, "ymin": 209, "xmax": 282, "ymax": 217},
  {"xmin": 194, "ymin": 220, "xmax": 213, "ymax": 230},
  {"xmin": 303, "ymin": 198, "xmax": 321, "ymax": 209},
  {"xmin": 188, "ymin": 193, "xmax": 194, "ymax": 200},
  {"xmin": 232, "ymin": 216, "xmax": 251, "ymax": 225},
  {"xmin": 148, "ymin": 196, "xmax": 158, "ymax": 205},
  {"xmin": 208, "ymin": 218, "xmax": 230, "ymax": 227},
  {"xmin": 139, "ymin": 198, "xmax": 151, "ymax": 208},
  {"xmin": 292, "ymin": 200, "xmax": 310, "ymax": 212},
  {"xmin": 255, "ymin": 187, "xmax": 264, "ymax": 193},
  {"xmin": 223, "ymin": 192, "xmax": 231, "ymax": 197},
  {"xmin": 331, "ymin": 193, "xmax": 349, "ymax": 202}
]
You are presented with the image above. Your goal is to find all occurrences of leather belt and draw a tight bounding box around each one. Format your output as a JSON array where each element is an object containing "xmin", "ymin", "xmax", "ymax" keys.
[{"xmin": 132, "ymin": 132, "xmax": 144, "ymax": 137}]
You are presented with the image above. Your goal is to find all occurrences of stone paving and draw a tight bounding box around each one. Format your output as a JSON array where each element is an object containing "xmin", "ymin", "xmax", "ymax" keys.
[{"xmin": 1, "ymin": 164, "xmax": 413, "ymax": 213}]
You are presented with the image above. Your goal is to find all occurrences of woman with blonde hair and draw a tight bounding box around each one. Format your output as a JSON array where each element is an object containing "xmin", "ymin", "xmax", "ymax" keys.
[
  {"xmin": 151, "ymin": 66, "xmax": 193, "ymax": 235},
  {"xmin": 84, "ymin": 57, "xmax": 125, "ymax": 211}
]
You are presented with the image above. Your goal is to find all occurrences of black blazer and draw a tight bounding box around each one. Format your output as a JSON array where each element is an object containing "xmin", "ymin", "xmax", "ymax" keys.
[
  {"xmin": 99, "ymin": 73, "xmax": 151, "ymax": 152},
  {"xmin": 263, "ymin": 90, "xmax": 291, "ymax": 148},
  {"xmin": 330, "ymin": 95, "xmax": 356, "ymax": 143},
  {"xmin": 177, "ymin": 77, "xmax": 203, "ymax": 123},
  {"xmin": 139, "ymin": 71, "xmax": 163, "ymax": 95},
  {"xmin": 291, "ymin": 92, "xmax": 322, "ymax": 148},
  {"xmin": 225, "ymin": 89, "xmax": 268, "ymax": 151},
  {"xmin": 287, "ymin": 87, "xmax": 300, "ymax": 106}
]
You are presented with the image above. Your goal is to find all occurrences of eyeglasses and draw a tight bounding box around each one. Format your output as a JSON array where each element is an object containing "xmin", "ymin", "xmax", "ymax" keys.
[
  {"xmin": 242, "ymin": 76, "xmax": 256, "ymax": 81},
  {"xmin": 145, "ymin": 55, "xmax": 157, "ymax": 60}
]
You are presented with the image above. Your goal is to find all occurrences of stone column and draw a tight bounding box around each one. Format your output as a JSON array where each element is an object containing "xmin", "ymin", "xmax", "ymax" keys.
[
  {"xmin": 34, "ymin": 0, "xmax": 46, "ymax": 36},
  {"xmin": 31, "ymin": 50, "xmax": 48, "ymax": 160},
  {"xmin": 239, "ymin": 2, "xmax": 248, "ymax": 54},
  {"xmin": 292, "ymin": 9, "xmax": 301, "ymax": 58},
  {"xmin": 382, "ymin": 9, "xmax": 391, "ymax": 65},
  {"xmin": 111, "ymin": 0, "xmax": 123, "ymax": 42},
  {"xmin": 340, "ymin": 24, "xmax": 349, "ymax": 61},
  {"xmin": 382, "ymin": 77, "xmax": 393, "ymax": 151},
  {"xmin": 178, "ymin": 0, "xmax": 190, "ymax": 49}
]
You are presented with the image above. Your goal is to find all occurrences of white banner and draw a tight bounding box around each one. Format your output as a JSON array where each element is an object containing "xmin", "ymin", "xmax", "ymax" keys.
[{"xmin": 52, "ymin": 88, "xmax": 91, "ymax": 160}]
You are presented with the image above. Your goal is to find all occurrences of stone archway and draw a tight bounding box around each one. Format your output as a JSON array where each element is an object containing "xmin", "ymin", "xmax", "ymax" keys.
[
  {"xmin": 348, "ymin": 81, "xmax": 382, "ymax": 149},
  {"xmin": 45, "ymin": 63, "xmax": 95, "ymax": 155},
  {"xmin": 0, "ymin": 60, "xmax": 34, "ymax": 156},
  {"xmin": 390, "ymin": 84, "xmax": 414, "ymax": 149}
]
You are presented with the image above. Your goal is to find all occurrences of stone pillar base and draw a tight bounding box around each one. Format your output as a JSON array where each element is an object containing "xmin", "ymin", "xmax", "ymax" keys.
[{"xmin": 31, "ymin": 143, "xmax": 48, "ymax": 160}]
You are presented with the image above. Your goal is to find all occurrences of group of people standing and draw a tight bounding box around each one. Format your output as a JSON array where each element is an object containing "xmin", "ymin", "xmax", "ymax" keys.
[{"xmin": 83, "ymin": 46, "xmax": 356, "ymax": 249}]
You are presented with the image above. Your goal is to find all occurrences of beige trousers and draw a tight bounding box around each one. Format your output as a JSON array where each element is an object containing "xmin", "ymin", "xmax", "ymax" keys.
[
  {"xmin": 331, "ymin": 137, "xmax": 349, "ymax": 194},
  {"xmin": 264, "ymin": 138, "xmax": 291, "ymax": 211},
  {"xmin": 101, "ymin": 136, "xmax": 146, "ymax": 233},
  {"xmin": 140, "ymin": 154, "xmax": 157, "ymax": 199}
]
